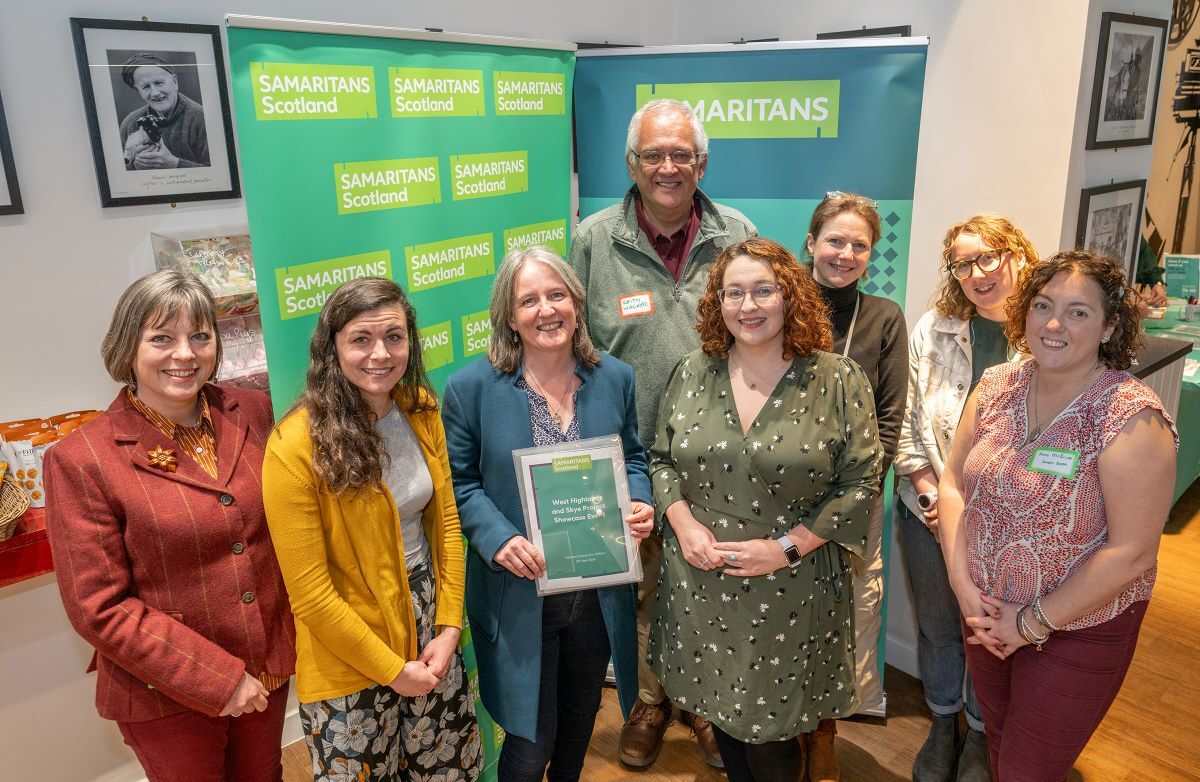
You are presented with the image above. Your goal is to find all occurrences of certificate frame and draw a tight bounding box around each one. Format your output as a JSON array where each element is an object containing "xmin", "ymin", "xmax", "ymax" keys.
[{"xmin": 513, "ymin": 435, "xmax": 642, "ymax": 596}]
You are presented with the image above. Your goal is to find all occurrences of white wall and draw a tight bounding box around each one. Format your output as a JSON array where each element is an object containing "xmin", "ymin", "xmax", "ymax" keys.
[{"xmin": 0, "ymin": 2, "xmax": 1169, "ymax": 780}]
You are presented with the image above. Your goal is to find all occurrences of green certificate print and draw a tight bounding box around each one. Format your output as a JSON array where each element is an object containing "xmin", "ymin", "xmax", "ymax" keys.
[{"xmin": 531, "ymin": 456, "xmax": 628, "ymax": 580}]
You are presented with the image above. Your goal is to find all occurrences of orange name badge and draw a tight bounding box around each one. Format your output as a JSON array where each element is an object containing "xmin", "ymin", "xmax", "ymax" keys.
[{"xmin": 618, "ymin": 291, "xmax": 655, "ymax": 318}]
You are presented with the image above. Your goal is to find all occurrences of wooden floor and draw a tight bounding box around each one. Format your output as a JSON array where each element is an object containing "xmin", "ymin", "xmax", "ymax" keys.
[{"xmin": 283, "ymin": 481, "xmax": 1200, "ymax": 781}]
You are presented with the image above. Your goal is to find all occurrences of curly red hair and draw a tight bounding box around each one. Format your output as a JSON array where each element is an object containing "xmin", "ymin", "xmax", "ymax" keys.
[{"xmin": 697, "ymin": 238, "xmax": 833, "ymax": 358}]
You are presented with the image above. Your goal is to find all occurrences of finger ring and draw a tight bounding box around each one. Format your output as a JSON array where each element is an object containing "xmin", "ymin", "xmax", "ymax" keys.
[
  {"xmin": 701, "ymin": 558, "xmax": 710, "ymax": 566},
  {"xmin": 728, "ymin": 553, "xmax": 737, "ymax": 562}
]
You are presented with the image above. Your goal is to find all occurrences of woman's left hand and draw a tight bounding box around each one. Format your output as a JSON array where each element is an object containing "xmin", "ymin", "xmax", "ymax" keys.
[
  {"xmin": 625, "ymin": 501, "xmax": 654, "ymax": 541},
  {"xmin": 712, "ymin": 538, "xmax": 786, "ymax": 577},
  {"xmin": 965, "ymin": 594, "xmax": 1027, "ymax": 660},
  {"xmin": 418, "ymin": 626, "xmax": 462, "ymax": 680},
  {"xmin": 133, "ymin": 142, "xmax": 180, "ymax": 170}
]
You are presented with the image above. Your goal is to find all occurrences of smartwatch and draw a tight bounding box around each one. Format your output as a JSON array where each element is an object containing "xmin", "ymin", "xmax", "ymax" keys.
[
  {"xmin": 776, "ymin": 535, "xmax": 802, "ymax": 567},
  {"xmin": 917, "ymin": 489, "xmax": 939, "ymax": 512}
]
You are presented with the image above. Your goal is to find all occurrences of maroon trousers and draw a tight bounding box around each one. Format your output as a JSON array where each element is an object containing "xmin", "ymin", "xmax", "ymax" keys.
[
  {"xmin": 117, "ymin": 683, "xmax": 289, "ymax": 782},
  {"xmin": 963, "ymin": 601, "xmax": 1146, "ymax": 782}
]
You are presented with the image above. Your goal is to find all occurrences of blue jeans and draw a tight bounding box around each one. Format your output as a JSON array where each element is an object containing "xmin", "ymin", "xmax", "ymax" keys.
[
  {"xmin": 497, "ymin": 589, "xmax": 610, "ymax": 782},
  {"xmin": 896, "ymin": 501, "xmax": 984, "ymax": 731}
]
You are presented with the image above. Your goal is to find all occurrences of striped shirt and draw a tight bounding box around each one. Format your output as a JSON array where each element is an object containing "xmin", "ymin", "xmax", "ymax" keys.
[{"xmin": 126, "ymin": 388, "xmax": 218, "ymax": 478}]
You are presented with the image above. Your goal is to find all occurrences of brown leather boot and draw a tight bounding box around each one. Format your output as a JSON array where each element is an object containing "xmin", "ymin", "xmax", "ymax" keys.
[
  {"xmin": 686, "ymin": 713, "xmax": 725, "ymax": 769},
  {"xmin": 807, "ymin": 718, "xmax": 840, "ymax": 782},
  {"xmin": 618, "ymin": 699, "xmax": 672, "ymax": 767}
]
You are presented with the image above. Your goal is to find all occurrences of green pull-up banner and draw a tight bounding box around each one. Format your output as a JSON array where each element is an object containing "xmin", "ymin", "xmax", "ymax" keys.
[{"xmin": 227, "ymin": 17, "xmax": 577, "ymax": 780}]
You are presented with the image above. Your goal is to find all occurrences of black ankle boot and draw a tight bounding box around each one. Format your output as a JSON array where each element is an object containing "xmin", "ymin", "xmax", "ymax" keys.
[{"xmin": 913, "ymin": 713, "xmax": 961, "ymax": 782}]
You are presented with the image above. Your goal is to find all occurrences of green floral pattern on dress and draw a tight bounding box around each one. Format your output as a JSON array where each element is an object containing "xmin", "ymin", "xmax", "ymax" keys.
[{"xmin": 648, "ymin": 349, "xmax": 880, "ymax": 743}]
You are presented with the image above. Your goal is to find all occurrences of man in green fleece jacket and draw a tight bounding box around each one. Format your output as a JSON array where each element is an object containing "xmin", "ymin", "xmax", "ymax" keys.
[{"xmin": 567, "ymin": 98, "xmax": 755, "ymax": 771}]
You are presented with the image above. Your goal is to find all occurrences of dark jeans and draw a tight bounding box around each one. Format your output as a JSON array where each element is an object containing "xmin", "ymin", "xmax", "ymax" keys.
[
  {"xmin": 965, "ymin": 602, "xmax": 1145, "ymax": 781},
  {"xmin": 710, "ymin": 724, "xmax": 803, "ymax": 782},
  {"xmin": 897, "ymin": 501, "xmax": 984, "ymax": 730},
  {"xmin": 497, "ymin": 588, "xmax": 610, "ymax": 782}
]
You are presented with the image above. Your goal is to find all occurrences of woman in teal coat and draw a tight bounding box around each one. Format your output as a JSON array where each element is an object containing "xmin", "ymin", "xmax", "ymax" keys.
[{"xmin": 442, "ymin": 245, "xmax": 653, "ymax": 781}]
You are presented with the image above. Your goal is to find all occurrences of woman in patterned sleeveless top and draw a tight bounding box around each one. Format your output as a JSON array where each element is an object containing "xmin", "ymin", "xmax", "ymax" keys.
[{"xmin": 938, "ymin": 251, "xmax": 1178, "ymax": 781}]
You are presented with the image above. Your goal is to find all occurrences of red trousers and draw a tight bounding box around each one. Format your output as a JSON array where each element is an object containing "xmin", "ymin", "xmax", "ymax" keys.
[
  {"xmin": 117, "ymin": 683, "xmax": 289, "ymax": 782},
  {"xmin": 963, "ymin": 601, "xmax": 1146, "ymax": 782}
]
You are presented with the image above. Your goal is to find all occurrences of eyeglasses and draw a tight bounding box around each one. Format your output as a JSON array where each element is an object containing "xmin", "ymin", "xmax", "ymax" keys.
[
  {"xmin": 949, "ymin": 248, "xmax": 1008, "ymax": 280},
  {"xmin": 717, "ymin": 285, "xmax": 782, "ymax": 305},
  {"xmin": 632, "ymin": 148, "xmax": 702, "ymax": 168},
  {"xmin": 824, "ymin": 191, "xmax": 878, "ymax": 208}
]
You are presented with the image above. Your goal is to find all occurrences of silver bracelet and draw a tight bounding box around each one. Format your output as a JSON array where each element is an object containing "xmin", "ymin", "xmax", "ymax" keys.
[
  {"xmin": 1017, "ymin": 604, "xmax": 1050, "ymax": 650},
  {"xmin": 1032, "ymin": 596, "xmax": 1060, "ymax": 632}
]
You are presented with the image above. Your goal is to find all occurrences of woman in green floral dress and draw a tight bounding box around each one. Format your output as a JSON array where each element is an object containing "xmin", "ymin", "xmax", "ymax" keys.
[{"xmin": 647, "ymin": 238, "xmax": 881, "ymax": 782}]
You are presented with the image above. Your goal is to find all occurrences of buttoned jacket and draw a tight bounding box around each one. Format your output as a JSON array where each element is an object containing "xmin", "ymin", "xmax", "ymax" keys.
[{"xmin": 43, "ymin": 385, "xmax": 296, "ymax": 722}]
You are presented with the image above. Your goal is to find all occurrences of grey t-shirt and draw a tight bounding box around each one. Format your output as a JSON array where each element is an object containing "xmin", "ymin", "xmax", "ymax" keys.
[{"xmin": 376, "ymin": 404, "xmax": 432, "ymax": 571}]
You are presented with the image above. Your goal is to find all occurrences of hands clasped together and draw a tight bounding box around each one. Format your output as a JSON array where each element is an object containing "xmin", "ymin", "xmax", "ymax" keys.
[
  {"xmin": 670, "ymin": 503, "xmax": 787, "ymax": 578},
  {"xmin": 958, "ymin": 591, "xmax": 1053, "ymax": 660}
]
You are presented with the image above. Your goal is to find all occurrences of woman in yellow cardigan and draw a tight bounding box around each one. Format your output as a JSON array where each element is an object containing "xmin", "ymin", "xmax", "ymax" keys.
[{"xmin": 264, "ymin": 277, "xmax": 480, "ymax": 782}]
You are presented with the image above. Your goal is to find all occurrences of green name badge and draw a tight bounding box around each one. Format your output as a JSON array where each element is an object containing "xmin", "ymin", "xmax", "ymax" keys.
[{"xmin": 1027, "ymin": 447, "xmax": 1080, "ymax": 479}]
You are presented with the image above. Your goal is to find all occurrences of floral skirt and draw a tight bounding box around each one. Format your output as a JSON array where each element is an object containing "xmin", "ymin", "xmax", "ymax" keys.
[{"xmin": 299, "ymin": 564, "xmax": 482, "ymax": 781}]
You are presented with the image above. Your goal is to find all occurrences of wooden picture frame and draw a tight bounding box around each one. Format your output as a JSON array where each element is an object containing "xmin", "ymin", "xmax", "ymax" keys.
[{"xmin": 69, "ymin": 17, "xmax": 240, "ymax": 207}]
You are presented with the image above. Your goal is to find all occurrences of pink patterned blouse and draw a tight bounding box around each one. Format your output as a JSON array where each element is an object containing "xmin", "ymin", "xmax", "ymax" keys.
[{"xmin": 962, "ymin": 361, "xmax": 1178, "ymax": 630}]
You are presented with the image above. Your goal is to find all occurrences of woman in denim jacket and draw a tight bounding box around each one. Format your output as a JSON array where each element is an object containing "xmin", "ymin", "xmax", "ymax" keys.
[{"xmin": 894, "ymin": 214, "xmax": 1037, "ymax": 782}]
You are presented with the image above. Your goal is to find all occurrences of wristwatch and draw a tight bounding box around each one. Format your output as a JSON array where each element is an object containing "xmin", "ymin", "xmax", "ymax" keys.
[
  {"xmin": 917, "ymin": 489, "xmax": 939, "ymax": 512},
  {"xmin": 776, "ymin": 535, "xmax": 802, "ymax": 567}
]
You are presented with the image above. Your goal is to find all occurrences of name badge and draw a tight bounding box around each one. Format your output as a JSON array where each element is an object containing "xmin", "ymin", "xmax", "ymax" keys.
[
  {"xmin": 618, "ymin": 291, "xmax": 654, "ymax": 318},
  {"xmin": 1027, "ymin": 447, "xmax": 1080, "ymax": 479}
]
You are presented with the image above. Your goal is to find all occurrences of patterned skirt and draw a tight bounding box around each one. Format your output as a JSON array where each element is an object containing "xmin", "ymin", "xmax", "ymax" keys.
[{"xmin": 299, "ymin": 564, "xmax": 482, "ymax": 781}]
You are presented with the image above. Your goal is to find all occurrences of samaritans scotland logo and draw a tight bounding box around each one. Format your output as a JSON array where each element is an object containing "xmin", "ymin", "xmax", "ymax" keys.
[
  {"xmin": 420, "ymin": 321, "xmax": 454, "ymax": 370},
  {"xmin": 275, "ymin": 251, "xmax": 391, "ymax": 320},
  {"xmin": 461, "ymin": 310, "xmax": 491, "ymax": 358},
  {"xmin": 251, "ymin": 62, "xmax": 376, "ymax": 120},
  {"xmin": 335, "ymin": 157, "xmax": 441, "ymax": 214},
  {"xmin": 504, "ymin": 219, "xmax": 567, "ymax": 256},
  {"xmin": 405, "ymin": 233, "xmax": 495, "ymax": 291},
  {"xmin": 389, "ymin": 67, "xmax": 485, "ymax": 117},
  {"xmin": 450, "ymin": 150, "xmax": 528, "ymax": 200},
  {"xmin": 635, "ymin": 80, "xmax": 839, "ymax": 139},
  {"xmin": 494, "ymin": 71, "xmax": 566, "ymax": 115}
]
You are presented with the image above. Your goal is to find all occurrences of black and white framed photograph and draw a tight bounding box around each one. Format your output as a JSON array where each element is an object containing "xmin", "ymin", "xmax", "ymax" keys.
[
  {"xmin": 0, "ymin": 84, "xmax": 22, "ymax": 216},
  {"xmin": 69, "ymin": 18, "xmax": 240, "ymax": 207},
  {"xmin": 1076, "ymin": 180, "xmax": 1147, "ymax": 280},
  {"xmin": 1086, "ymin": 13, "xmax": 1168, "ymax": 149}
]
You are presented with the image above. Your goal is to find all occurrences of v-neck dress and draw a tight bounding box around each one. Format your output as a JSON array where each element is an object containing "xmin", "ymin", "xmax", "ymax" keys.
[{"xmin": 646, "ymin": 349, "xmax": 882, "ymax": 742}]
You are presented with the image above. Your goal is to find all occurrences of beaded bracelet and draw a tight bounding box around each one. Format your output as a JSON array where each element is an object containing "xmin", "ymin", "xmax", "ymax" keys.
[
  {"xmin": 1017, "ymin": 604, "xmax": 1050, "ymax": 651},
  {"xmin": 1032, "ymin": 596, "xmax": 1060, "ymax": 633}
]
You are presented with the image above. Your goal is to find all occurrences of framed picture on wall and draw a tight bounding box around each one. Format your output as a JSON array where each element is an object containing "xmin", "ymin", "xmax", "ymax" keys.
[
  {"xmin": 0, "ymin": 85, "xmax": 23, "ymax": 216},
  {"xmin": 1076, "ymin": 180, "xmax": 1146, "ymax": 280},
  {"xmin": 1085, "ymin": 13, "xmax": 1168, "ymax": 149},
  {"xmin": 69, "ymin": 18, "xmax": 240, "ymax": 207}
]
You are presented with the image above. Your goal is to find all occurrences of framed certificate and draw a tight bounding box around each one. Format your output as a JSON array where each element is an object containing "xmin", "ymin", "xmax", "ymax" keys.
[{"xmin": 513, "ymin": 435, "xmax": 643, "ymax": 596}]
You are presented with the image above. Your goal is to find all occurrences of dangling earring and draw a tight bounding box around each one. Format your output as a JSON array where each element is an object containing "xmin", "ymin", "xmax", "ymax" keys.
[
  {"xmin": 1101, "ymin": 333, "xmax": 1111, "ymax": 344},
  {"xmin": 510, "ymin": 331, "xmax": 520, "ymax": 345},
  {"xmin": 125, "ymin": 373, "xmax": 137, "ymax": 391}
]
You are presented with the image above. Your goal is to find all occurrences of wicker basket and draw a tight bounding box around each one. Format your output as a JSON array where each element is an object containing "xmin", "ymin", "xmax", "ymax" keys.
[{"xmin": 0, "ymin": 472, "xmax": 30, "ymax": 541}]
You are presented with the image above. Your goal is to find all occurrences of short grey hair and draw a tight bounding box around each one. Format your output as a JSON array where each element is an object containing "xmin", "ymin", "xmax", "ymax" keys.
[
  {"xmin": 625, "ymin": 98, "xmax": 709, "ymax": 162},
  {"xmin": 101, "ymin": 269, "xmax": 221, "ymax": 387},
  {"xmin": 488, "ymin": 245, "xmax": 600, "ymax": 374}
]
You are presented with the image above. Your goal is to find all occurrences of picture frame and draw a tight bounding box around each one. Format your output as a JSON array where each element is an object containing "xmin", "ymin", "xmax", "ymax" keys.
[
  {"xmin": 1076, "ymin": 179, "xmax": 1147, "ymax": 280},
  {"xmin": 69, "ymin": 18, "xmax": 241, "ymax": 207},
  {"xmin": 0, "ymin": 85, "xmax": 23, "ymax": 216},
  {"xmin": 1085, "ymin": 13, "xmax": 1168, "ymax": 149},
  {"xmin": 512, "ymin": 435, "xmax": 642, "ymax": 597}
]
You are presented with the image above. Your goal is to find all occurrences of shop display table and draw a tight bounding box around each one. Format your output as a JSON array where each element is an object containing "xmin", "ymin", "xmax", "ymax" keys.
[{"xmin": 1142, "ymin": 311, "xmax": 1198, "ymax": 503}]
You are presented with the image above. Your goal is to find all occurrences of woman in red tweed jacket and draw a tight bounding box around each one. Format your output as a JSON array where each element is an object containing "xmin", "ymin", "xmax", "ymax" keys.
[{"xmin": 43, "ymin": 270, "xmax": 295, "ymax": 782}]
